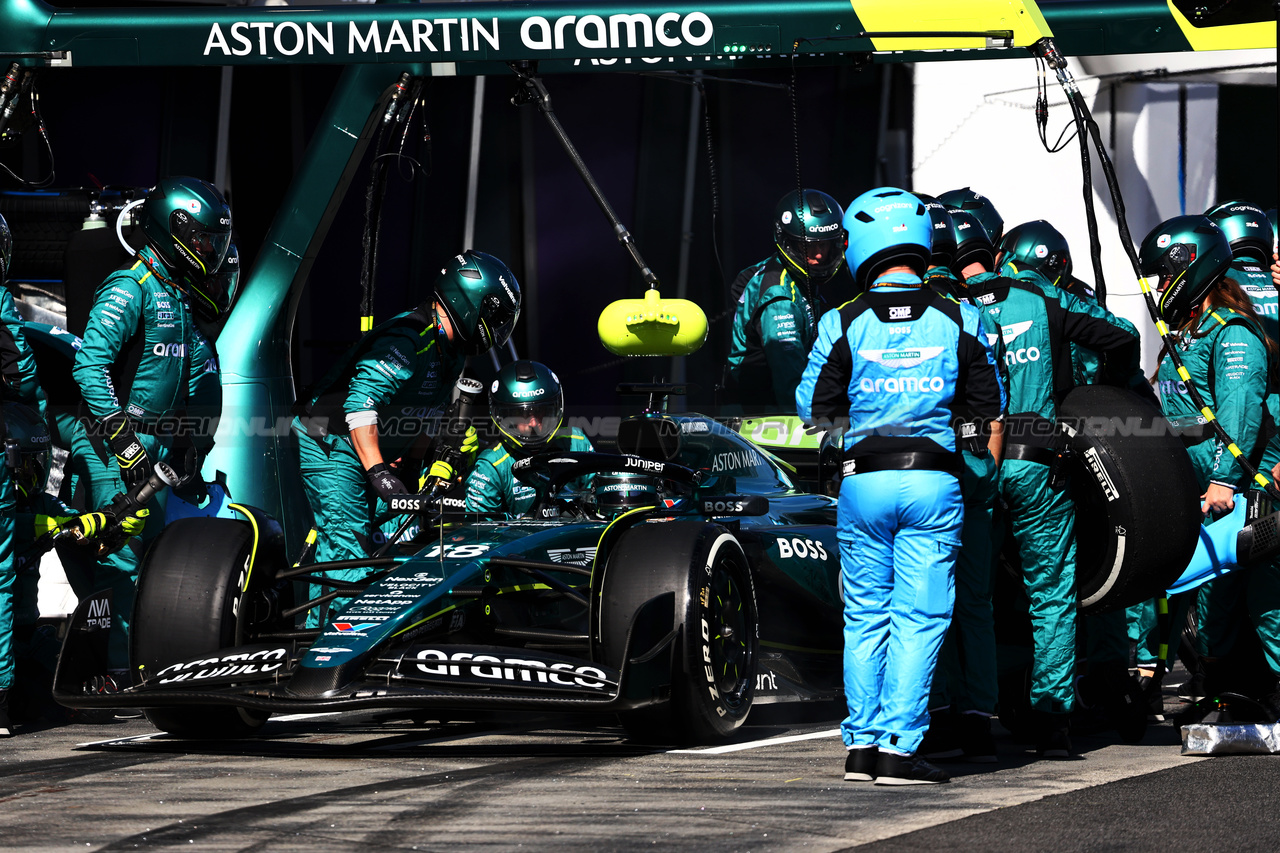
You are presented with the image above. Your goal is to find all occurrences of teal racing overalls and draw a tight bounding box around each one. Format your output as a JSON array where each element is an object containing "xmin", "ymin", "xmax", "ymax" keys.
[
  {"xmin": 965, "ymin": 271, "xmax": 1139, "ymax": 719},
  {"xmin": 293, "ymin": 310, "xmax": 464, "ymax": 624},
  {"xmin": 70, "ymin": 247, "xmax": 203, "ymax": 672},
  {"xmin": 464, "ymin": 428, "xmax": 594, "ymax": 517},
  {"xmin": 1158, "ymin": 307, "xmax": 1280, "ymax": 686},
  {"xmin": 726, "ymin": 256, "xmax": 820, "ymax": 413}
]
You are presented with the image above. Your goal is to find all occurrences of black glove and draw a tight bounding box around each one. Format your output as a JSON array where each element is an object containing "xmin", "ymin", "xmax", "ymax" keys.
[
  {"xmin": 103, "ymin": 413, "xmax": 151, "ymax": 488},
  {"xmin": 365, "ymin": 462, "xmax": 408, "ymax": 501}
]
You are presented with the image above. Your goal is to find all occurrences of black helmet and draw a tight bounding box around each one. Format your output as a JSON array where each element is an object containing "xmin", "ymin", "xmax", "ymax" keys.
[
  {"xmin": 773, "ymin": 189, "xmax": 847, "ymax": 285},
  {"xmin": 1138, "ymin": 215, "xmax": 1233, "ymax": 328},
  {"xmin": 433, "ymin": 251, "xmax": 522, "ymax": 356},
  {"xmin": 189, "ymin": 242, "xmax": 239, "ymax": 325},
  {"xmin": 140, "ymin": 177, "xmax": 232, "ymax": 283},
  {"xmin": 593, "ymin": 472, "xmax": 658, "ymax": 517},
  {"xmin": 939, "ymin": 187, "xmax": 1004, "ymax": 245},
  {"xmin": 948, "ymin": 209, "xmax": 995, "ymax": 277},
  {"xmin": 998, "ymin": 220, "xmax": 1072, "ymax": 287},
  {"xmin": 1205, "ymin": 200, "xmax": 1273, "ymax": 265},
  {"xmin": 0, "ymin": 211, "xmax": 10, "ymax": 283},
  {"xmin": 914, "ymin": 193, "xmax": 956, "ymax": 268},
  {"xmin": 3, "ymin": 402, "xmax": 50, "ymax": 499},
  {"xmin": 489, "ymin": 359, "xmax": 563, "ymax": 453}
]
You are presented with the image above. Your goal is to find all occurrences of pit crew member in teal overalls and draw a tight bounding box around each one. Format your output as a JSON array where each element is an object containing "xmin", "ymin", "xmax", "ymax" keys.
[
  {"xmin": 797, "ymin": 187, "xmax": 1004, "ymax": 786},
  {"xmin": 725, "ymin": 190, "xmax": 846, "ymax": 413},
  {"xmin": 70, "ymin": 177, "xmax": 231, "ymax": 680},
  {"xmin": 293, "ymin": 251, "xmax": 520, "ymax": 621},
  {"xmin": 464, "ymin": 360, "xmax": 593, "ymax": 517},
  {"xmin": 1143, "ymin": 216, "xmax": 1280, "ymax": 714},
  {"xmin": 0, "ymin": 212, "xmax": 34, "ymax": 736},
  {"xmin": 960, "ymin": 212, "xmax": 1141, "ymax": 758}
]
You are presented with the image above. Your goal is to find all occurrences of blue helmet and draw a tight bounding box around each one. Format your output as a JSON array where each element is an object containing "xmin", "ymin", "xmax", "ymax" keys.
[{"xmin": 842, "ymin": 187, "xmax": 933, "ymax": 289}]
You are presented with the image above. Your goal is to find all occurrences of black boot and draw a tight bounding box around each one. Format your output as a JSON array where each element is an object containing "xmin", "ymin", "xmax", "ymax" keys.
[{"xmin": 0, "ymin": 689, "xmax": 12, "ymax": 738}]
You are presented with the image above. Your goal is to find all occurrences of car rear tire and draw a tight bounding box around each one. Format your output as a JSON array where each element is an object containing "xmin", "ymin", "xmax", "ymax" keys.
[
  {"xmin": 1059, "ymin": 385, "xmax": 1201, "ymax": 613},
  {"xmin": 599, "ymin": 521, "xmax": 758, "ymax": 744},
  {"xmin": 130, "ymin": 518, "xmax": 272, "ymax": 737}
]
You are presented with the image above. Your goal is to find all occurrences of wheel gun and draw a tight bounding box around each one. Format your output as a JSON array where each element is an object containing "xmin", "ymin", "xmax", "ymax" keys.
[
  {"xmin": 64, "ymin": 461, "xmax": 182, "ymax": 556},
  {"xmin": 422, "ymin": 376, "xmax": 485, "ymax": 501}
]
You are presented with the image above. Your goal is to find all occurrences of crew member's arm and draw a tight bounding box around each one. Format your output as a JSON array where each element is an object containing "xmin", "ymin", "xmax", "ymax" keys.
[
  {"xmin": 463, "ymin": 450, "xmax": 508, "ymax": 514},
  {"xmin": 796, "ymin": 305, "xmax": 853, "ymax": 430},
  {"xmin": 759, "ymin": 297, "xmax": 812, "ymax": 410},
  {"xmin": 1202, "ymin": 323, "xmax": 1268, "ymax": 514},
  {"xmin": 0, "ymin": 286, "xmax": 39, "ymax": 404},
  {"xmin": 73, "ymin": 275, "xmax": 153, "ymax": 485},
  {"xmin": 342, "ymin": 328, "xmax": 418, "ymax": 499},
  {"xmin": 955, "ymin": 318, "xmax": 1006, "ymax": 457}
]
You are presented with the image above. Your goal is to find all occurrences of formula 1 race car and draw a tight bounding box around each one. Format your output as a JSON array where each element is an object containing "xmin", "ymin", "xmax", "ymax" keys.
[{"xmin": 53, "ymin": 409, "xmax": 845, "ymax": 744}]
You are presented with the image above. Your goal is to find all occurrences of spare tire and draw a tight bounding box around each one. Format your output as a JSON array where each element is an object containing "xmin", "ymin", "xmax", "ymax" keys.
[{"xmin": 1059, "ymin": 385, "xmax": 1200, "ymax": 613}]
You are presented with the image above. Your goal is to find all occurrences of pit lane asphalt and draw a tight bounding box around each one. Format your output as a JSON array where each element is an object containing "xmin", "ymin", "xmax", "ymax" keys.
[{"xmin": 1, "ymin": 688, "xmax": 1276, "ymax": 852}]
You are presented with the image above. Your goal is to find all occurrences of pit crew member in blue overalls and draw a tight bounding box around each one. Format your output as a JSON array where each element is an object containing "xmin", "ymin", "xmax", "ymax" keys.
[
  {"xmin": 293, "ymin": 251, "xmax": 520, "ymax": 622},
  {"xmin": 797, "ymin": 187, "xmax": 1004, "ymax": 785},
  {"xmin": 958, "ymin": 212, "xmax": 1141, "ymax": 758},
  {"xmin": 70, "ymin": 177, "xmax": 231, "ymax": 684},
  {"xmin": 464, "ymin": 360, "xmax": 593, "ymax": 517},
  {"xmin": 725, "ymin": 190, "xmax": 846, "ymax": 413},
  {"xmin": 915, "ymin": 194, "xmax": 1007, "ymax": 763},
  {"xmin": 1143, "ymin": 216, "xmax": 1280, "ymax": 716}
]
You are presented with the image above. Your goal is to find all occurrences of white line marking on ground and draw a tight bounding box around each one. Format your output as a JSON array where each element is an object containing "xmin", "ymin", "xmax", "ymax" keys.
[
  {"xmin": 668, "ymin": 728, "xmax": 841, "ymax": 754},
  {"xmin": 76, "ymin": 733, "xmax": 163, "ymax": 748}
]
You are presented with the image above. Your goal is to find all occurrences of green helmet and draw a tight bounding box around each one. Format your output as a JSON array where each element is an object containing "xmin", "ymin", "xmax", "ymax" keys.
[
  {"xmin": 773, "ymin": 189, "xmax": 847, "ymax": 284},
  {"xmin": 998, "ymin": 220, "xmax": 1072, "ymax": 287},
  {"xmin": 0, "ymin": 211, "xmax": 11, "ymax": 283},
  {"xmin": 489, "ymin": 359, "xmax": 563, "ymax": 453},
  {"xmin": 1138, "ymin": 215, "xmax": 1233, "ymax": 328},
  {"xmin": 939, "ymin": 187, "xmax": 1004, "ymax": 245},
  {"xmin": 433, "ymin": 250, "xmax": 522, "ymax": 356},
  {"xmin": 914, "ymin": 193, "xmax": 956, "ymax": 267},
  {"xmin": 190, "ymin": 242, "xmax": 239, "ymax": 325},
  {"xmin": 1268, "ymin": 209, "xmax": 1278, "ymax": 247},
  {"xmin": 140, "ymin": 177, "xmax": 232, "ymax": 283},
  {"xmin": 1205, "ymin": 200, "xmax": 1273, "ymax": 265},
  {"xmin": 948, "ymin": 209, "xmax": 994, "ymax": 277},
  {"xmin": 3, "ymin": 402, "xmax": 50, "ymax": 498}
]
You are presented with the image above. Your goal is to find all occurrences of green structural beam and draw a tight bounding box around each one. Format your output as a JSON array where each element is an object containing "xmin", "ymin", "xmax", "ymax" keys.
[{"xmin": 0, "ymin": 0, "xmax": 1272, "ymax": 70}]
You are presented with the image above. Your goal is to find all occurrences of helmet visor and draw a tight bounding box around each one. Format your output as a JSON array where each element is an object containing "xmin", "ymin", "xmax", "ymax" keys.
[
  {"xmin": 780, "ymin": 234, "xmax": 845, "ymax": 280},
  {"xmin": 475, "ymin": 293, "xmax": 520, "ymax": 354},
  {"xmin": 170, "ymin": 210, "xmax": 231, "ymax": 277},
  {"xmin": 191, "ymin": 263, "xmax": 240, "ymax": 321},
  {"xmin": 493, "ymin": 398, "xmax": 561, "ymax": 448},
  {"xmin": 16, "ymin": 449, "xmax": 48, "ymax": 496}
]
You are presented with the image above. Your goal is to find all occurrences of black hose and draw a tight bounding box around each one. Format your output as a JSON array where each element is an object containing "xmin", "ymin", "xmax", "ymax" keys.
[{"xmin": 1033, "ymin": 37, "xmax": 1280, "ymax": 503}]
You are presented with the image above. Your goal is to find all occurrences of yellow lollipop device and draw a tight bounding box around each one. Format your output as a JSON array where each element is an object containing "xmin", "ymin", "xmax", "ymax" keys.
[{"xmin": 598, "ymin": 288, "xmax": 708, "ymax": 357}]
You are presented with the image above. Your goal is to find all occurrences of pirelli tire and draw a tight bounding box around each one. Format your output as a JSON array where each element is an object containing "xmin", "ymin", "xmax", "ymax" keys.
[
  {"xmin": 130, "ymin": 518, "xmax": 273, "ymax": 737},
  {"xmin": 1059, "ymin": 385, "xmax": 1200, "ymax": 613},
  {"xmin": 599, "ymin": 521, "xmax": 759, "ymax": 744}
]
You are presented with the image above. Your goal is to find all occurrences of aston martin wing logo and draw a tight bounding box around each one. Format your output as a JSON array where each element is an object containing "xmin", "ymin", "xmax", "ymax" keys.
[{"xmin": 546, "ymin": 547, "xmax": 597, "ymax": 566}]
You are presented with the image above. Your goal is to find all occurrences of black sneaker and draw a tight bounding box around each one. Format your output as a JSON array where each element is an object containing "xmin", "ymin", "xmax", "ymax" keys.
[
  {"xmin": 0, "ymin": 690, "xmax": 11, "ymax": 738},
  {"xmin": 919, "ymin": 710, "xmax": 963, "ymax": 760},
  {"xmin": 959, "ymin": 713, "xmax": 997, "ymax": 763},
  {"xmin": 1177, "ymin": 672, "xmax": 1206, "ymax": 703},
  {"xmin": 844, "ymin": 746, "xmax": 878, "ymax": 782},
  {"xmin": 873, "ymin": 751, "xmax": 950, "ymax": 786},
  {"xmin": 1036, "ymin": 724, "xmax": 1075, "ymax": 759}
]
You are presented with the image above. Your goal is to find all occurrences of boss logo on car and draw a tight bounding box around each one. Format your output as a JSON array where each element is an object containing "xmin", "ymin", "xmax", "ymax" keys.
[
  {"xmin": 775, "ymin": 537, "xmax": 828, "ymax": 561},
  {"xmin": 410, "ymin": 648, "xmax": 610, "ymax": 690}
]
